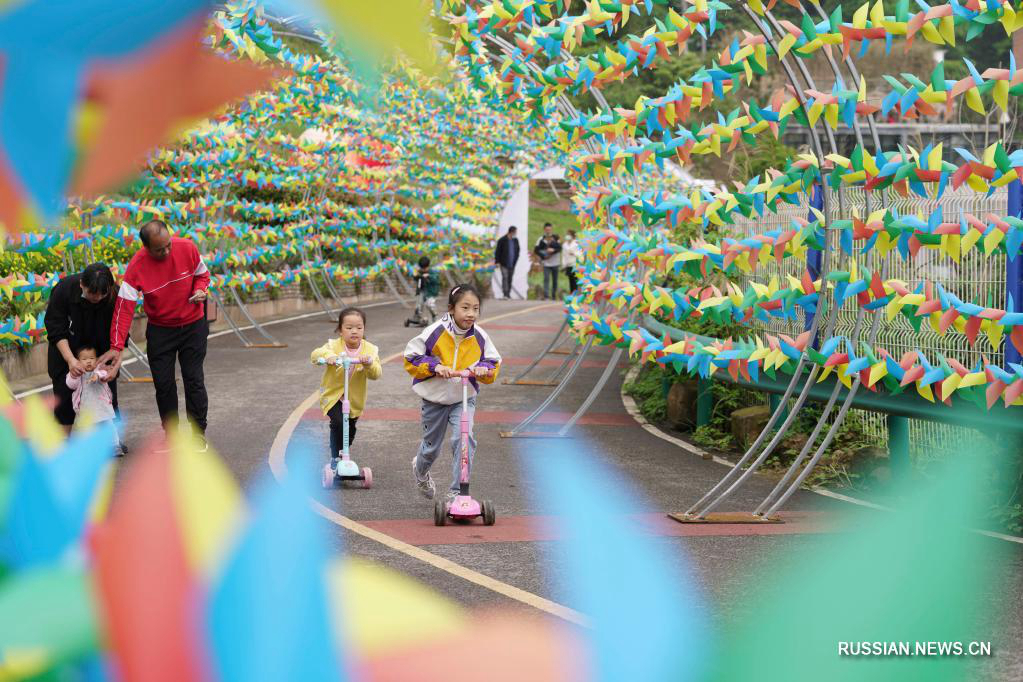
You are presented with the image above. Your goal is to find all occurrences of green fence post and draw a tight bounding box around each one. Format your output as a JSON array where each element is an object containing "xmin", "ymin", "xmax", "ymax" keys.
[
  {"xmin": 697, "ymin": 378, "xmax": 713, "ymax": 427},
  {"xmin": 887, "ymin": 414, "xmax": 910, "ymax": 481},
  {"xmin": 769, "ymin": 393, "xmax": 789, "ymax": 423}
]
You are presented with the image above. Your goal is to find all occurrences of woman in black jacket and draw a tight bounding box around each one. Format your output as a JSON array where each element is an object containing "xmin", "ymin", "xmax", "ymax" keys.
[{"xmin": 44, "ymin": 263, "xmax": 121, "ymax": 436}]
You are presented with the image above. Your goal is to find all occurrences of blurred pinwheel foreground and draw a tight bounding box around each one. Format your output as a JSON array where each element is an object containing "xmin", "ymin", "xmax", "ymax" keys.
[{"xmin": 0, "ymin": 370, "xmax": 1007, "ymax": 681}]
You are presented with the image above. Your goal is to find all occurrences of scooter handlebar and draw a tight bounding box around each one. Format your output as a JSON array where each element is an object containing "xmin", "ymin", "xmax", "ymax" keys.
[
  {"xmin": 448, "ymin": 368, "xmax": 492, "ymax": 379},
  {"xmin": 317, "ymin": 355, "xmax": 373, "ymax": 367}
]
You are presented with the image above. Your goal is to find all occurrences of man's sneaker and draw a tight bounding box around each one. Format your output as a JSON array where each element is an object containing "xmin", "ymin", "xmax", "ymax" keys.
[
  {"xmin": 444, "ymin": 489, "xmax": 458, "ymax": 507},
  {"xmin": 195, "ymin": 434, "xmax": 209, "ymax": 453},
  {"xmin": 412, "ymin": 456, "xmax": 435, "ymax": 500}
]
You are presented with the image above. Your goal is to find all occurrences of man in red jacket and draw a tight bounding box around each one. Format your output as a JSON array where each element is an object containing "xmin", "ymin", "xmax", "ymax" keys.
[{"xmin": 104, "ymin": 220, "xmax": 211, "ymax": 449}]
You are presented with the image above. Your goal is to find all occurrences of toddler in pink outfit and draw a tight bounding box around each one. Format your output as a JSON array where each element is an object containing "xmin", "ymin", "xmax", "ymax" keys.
[{"xmin": 65, "ymin": 346, "xmax": 121, "ymax": 450}]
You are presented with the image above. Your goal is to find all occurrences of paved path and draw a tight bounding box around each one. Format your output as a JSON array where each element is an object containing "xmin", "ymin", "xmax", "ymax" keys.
[{"xmin": 39, "ymin": 299, "xmax": 1021, "ymax": 678}]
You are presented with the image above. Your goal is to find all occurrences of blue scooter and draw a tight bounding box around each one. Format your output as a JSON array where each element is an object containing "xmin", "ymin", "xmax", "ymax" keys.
[{"xmin": 318, "ymin": 355, "xmax": 372, "ymax": 489}]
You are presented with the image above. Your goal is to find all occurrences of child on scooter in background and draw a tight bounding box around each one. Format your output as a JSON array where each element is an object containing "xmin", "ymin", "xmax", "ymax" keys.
[
  {"xmin": 311, "ymin": 307, "xmax": 382, "ymax": 469},
  {"xmin": 415, "ymin": 256, "xmax": 440, "ymax": 320},
  {"xmin": 404, "ymin": 284, "xmax": 502, "ymax": 504}
]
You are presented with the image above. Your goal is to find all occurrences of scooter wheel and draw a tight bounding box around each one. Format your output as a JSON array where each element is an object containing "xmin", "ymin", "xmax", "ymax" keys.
[
  {"xmin": 433, "ymin": 499, "xmax": 447, "ymax": 526},
  {"xmin": 321, "ymin": 463, "xmax": 335, "ymax": 490},
  {"xmin": 482, "ymin": 500, "xmax": 496, "ymax": 526},
  {"xmin": 361, "ymin": 467, "xmax": 373, "ymax": 489},
  {"xmin": 403, "ymin": 320, "xmax": 409, "ymax": 327}
]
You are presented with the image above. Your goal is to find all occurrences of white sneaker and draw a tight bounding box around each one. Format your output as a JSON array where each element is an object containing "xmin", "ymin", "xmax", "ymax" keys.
[{"xmin": 412, "ymin": 456, "xmax": 435, "ymax": 500}]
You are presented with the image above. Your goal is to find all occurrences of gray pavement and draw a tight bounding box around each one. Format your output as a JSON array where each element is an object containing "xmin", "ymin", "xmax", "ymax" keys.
[{"xmin": 32, "ymin": 299, "xmax": 1021, "ymax": 678}]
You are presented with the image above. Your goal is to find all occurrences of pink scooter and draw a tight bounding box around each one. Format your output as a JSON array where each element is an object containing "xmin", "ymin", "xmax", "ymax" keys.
[{"xmin": 434, "ymin": 369, "xmax": 496, "ymax": 526}]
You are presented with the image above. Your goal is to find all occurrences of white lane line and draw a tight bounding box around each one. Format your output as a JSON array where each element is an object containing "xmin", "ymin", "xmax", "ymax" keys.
[{"xmin": 14, "ymin": 298, "xmax": 399, "ymax": 399}]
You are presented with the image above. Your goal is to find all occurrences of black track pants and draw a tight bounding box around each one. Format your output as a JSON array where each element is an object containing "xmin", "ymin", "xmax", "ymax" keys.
[{"xmin": 146, "ymin": 318, "xmax": 208, "ymax": 432}]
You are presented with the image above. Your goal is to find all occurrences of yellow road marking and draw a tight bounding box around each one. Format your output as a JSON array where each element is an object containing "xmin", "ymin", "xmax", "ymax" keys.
[{"xmin": 268, "ymin": 303, "xmax": 588, "ymax": 625}]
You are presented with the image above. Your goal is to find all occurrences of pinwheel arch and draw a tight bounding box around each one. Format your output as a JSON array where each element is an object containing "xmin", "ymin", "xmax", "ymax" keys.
[
  {"xmin": 2, "ymin": 2, "xmax": 1023, "ymax": 680},
  {"xmin": 1, "ymin": 0, "xmax": 1021, "ymax": 517},
  {"xmin": 439, "ymin": 0, "xmax": 1023, "ymax": 518}
]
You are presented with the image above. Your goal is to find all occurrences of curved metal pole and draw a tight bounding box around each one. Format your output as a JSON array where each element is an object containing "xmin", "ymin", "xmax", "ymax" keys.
[
  {"xmin": 209, "ymin": 288, "xmax": 256, "ymax": 347},
  {"xmin": 309, "ymin": 266, "xmax": 342, "ymax": 317},
  {"xmin": 753, "ymin": 3, "xmax": 894, "ymax": 515},
  {"xmin": 503, "ymin": 316, "xmax": 569, "ymax": 384},
  {"xmin": 546, "ymin": 340, "xmax": 582, "ymax": 382},
  {"xmin": 685, "ymin": 6, "xmax": 844, "ymax": 516},
  {"xmin": 555, "ymin": 345, "xmax": 623, "ymax": 436},
  {"xmin": 688, "ymin": 49, "xmax": 855, "ymax": 517},
  {"xmin": 441, "ymin": 267, "xmax": 458, "ymax": 290},
  {"xmin": 382, "ymin": 271, "xmax": 414, "ymax": 309},
  {"xmin": 500, "ymin": 337, "xmax": 594, "ymax": 437},
  {"xmin": 226, "ymin": 286, "xmax": 287, "ymax": 347},
  {"xmin": 318, "ymin": 258, "xmax": 346, "ymax": 304}
]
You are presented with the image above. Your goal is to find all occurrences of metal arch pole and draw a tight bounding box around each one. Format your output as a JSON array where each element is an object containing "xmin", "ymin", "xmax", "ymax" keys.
[
  {"xmin": 127, "ymin": 338, "xmax": 151, "ymax": 368},
  {"xmin": 763, "ymin": 309, "xmax": 887, "ymax": 514},
  {"xmin": 226, "ymin": 286, "xmax": 287, "ymax": 348},
  {"xmin": 499, "ymin": 336, "xmax": 595, "ymax": 437},
  {"xmin": 753, "ymin": 1, "xmax": 895, "ymax": 516},
  {"xmin": 503, "ymin": 256, "xmax": 634, "ymax": 435},
  {"xmin": 122, "ymin": 338, "xmax": 154, "ymax": 383},
  {"xmin": 321, "ymin": 264, "xmax": 346, "ymax": 304},
  {"xmin": 389, "ymin": 243, "xmax": 418, "ymax": 298},
  {"xmin": 208, "ymin": 288, "xmax": 256, "ymax": 348},
  {"xmin": 545, "ymin": 340, "xmax": 582, "ymax": 382},
  {"xmin": 309, "ymin": 269, "xmax": 339, "ymax": 316},
  {"xmin": 302, "ymin": 246, "xmax": 342, "ymax": 318},
  {"xmin": 315, "ymin": 243, "xmax": 346, "ymax": 305},
  {"xmin": 553, "ymin": 345, "xmax": 624, "ymax": 437},
  {"xmin": 684, "ymin": 15, "xmax": 840, "ymax": 515},
  {"xmin": 382, "ymin": 272, "xmax": 414, "ymax": 309},
  {"xmin": 685, "ymin": 6, "xmax": 845, "ymax": 517},
  {"xmin": 752, "ymin": 3, "xmax": 894, "ymax": 515},
  {"xmin": 478, "ymin": 35, "xmax": 631, "ymax": 434},
  {"xmin": 502, "ymin": 316, "xmax": 570, "ymax": 385},
  {"xmin": 441, "ymin": 267, "xmax": 458, "ymax": 290},
  {"xmin": 690, "ymin": 195, "xmax": 846, "ymax": 509},
  {"xmin": 488, "ymin": 17, "xmax": 847, "ymax": 501}
]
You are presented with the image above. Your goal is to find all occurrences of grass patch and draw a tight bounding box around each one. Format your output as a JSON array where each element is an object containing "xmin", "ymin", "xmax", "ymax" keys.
[
  {"xmin": 528, "ymin": 204, "xmax": 575, "ymax": 239},
  {"xmin": 623, "ymin": 362, "xmax": 668, "ymax": 423}
]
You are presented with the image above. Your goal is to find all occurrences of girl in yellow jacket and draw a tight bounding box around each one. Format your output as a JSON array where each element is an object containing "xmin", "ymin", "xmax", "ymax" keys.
[
  {"xmin": 310, "ymin": 308, "xmax": 382, "ymax": 465},
  {"xmin": 404, "ymin": 284, "xmax": 502, "ymax": 502}
]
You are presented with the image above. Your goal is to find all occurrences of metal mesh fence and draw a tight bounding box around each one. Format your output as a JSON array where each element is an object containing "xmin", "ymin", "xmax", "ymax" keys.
[{"xmin": 731, "ymin": 185, "xmax": 1009, "ymax": 462}]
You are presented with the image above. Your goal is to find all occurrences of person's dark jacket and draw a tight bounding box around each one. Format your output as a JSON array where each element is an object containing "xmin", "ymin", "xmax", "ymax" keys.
[
  {"xmin": 533, "ymin": 235, "xmax": 562, "ymax": 264},
  {"xmin": 44, "ymin": 274, "xmax": 118, "ymax": 379},
  {"xmin": 495, "ymin": 234, "xmax": 520, "ymax": 269},
  {"xmin": 416, "ymin": 268, "xmax": 440, "ymax": 297}
]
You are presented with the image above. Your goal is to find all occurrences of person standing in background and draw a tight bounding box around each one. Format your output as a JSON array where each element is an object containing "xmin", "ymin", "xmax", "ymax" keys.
[
  {"xmin": 561, "ymin": 229, "xmax": 581, "ymax": 294},
  {"xmin": 534, "ymin": 223, "xmax": 562, "ymax": 300},
  {"xmin": 494, "ymin": 225, "xmax": 520, "ymax": 299}
]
